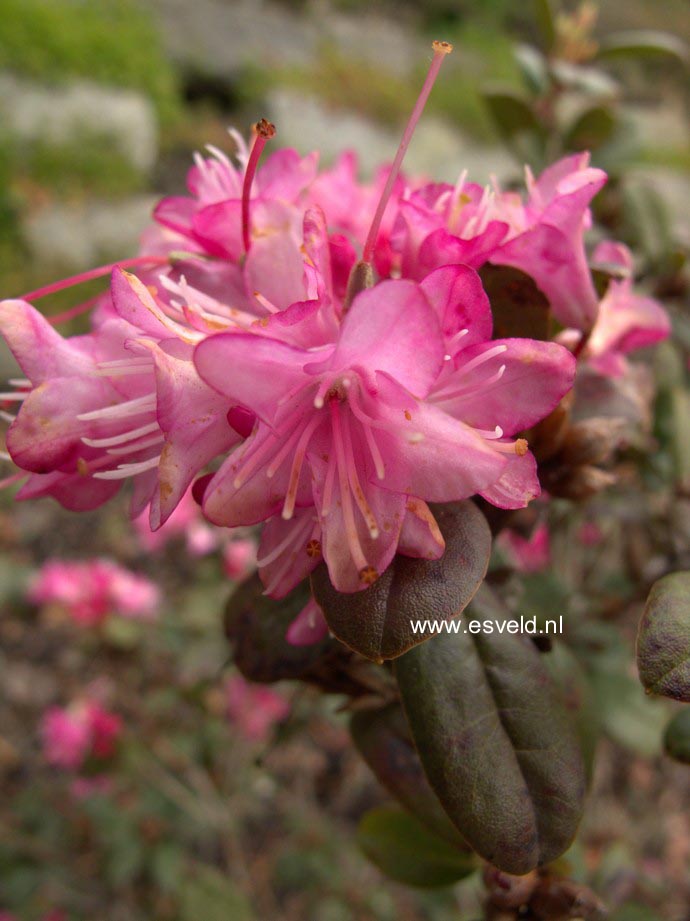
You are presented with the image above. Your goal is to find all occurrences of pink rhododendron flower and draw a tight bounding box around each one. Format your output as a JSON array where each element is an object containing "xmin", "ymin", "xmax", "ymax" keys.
[
  {"xmin": 497, "ymin": 522, "xmax": 551, "ymax": 573},
  {"xmin": 226, "ymin": 675, "xmax": 290, "ymax": 742},
  {"xmin": 30, "ymin": 559, "xmax": 160, "ymax": 625},
  {"xmin": 195, "ymin": 267, "xmax": 575, "ymax": 592},
  {"xmin": 392, "ymin": 153, "xmax": 607, "ymax": 332},
  {"xmin": 584, "ymin": 241, "xmax": 670, "ymax": 376},
  {"xmin": 41, "ymin": 701, "xmax": 122, "ymax": 770}
]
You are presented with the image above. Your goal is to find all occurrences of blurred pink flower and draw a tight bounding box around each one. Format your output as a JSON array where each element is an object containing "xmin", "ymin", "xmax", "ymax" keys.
[
  {"xmin": 578, "ymin": 521, "xmax": 604, "ymax": 547},
  {"xmin": 41, "ymin": 701, "xmax": 122, "ymax": 770},
  {"xmin": 226, "ymin": 675, "xmax": 289, "ymax": 743},
  {"xmin": 30, "ymin": 559, "xmax": 160, "ymax": 626},
  {"xmin": 223, "ymin": 538, "xmax": 257, "ymax": 581},
  {"xmin": 497, "ymin": 522, "xmax": 551, "ymax": 573}
]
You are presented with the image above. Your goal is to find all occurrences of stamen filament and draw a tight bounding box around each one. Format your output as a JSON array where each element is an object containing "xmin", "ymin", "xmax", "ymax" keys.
[
  {"xmin": 241, "ymin": 118, "xmax": 276, "ymax": 255},
  {"xmin": 256, "ymin": 513, "xmax": 313, "ymax": 568},
  {"xmin": 82, "ymin": 421, "xmax": 160, "ymax": 449},
  {"xmin": 362, "ymin": 40, "xmax": 453, "ymax": 264},
  {"xmin": 282, "ymin": 414, "xmax": 323, "ymax": 520},
  {"xmin": 342, "ymin": 410, "xmax": 379, "ymax": 538},
  {"xmin": 94, "ymin": 455, "xmax": 161, "ymax": 480},
  {"xmin": 330, "ymin": 399, "xmax": 367, "ymax": 572},
  {"xmin": 20, "ymin": 256, "xmax": 168, "ymax": 304}
]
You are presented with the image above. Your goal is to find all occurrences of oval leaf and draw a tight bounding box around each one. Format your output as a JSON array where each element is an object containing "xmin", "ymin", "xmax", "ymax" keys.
[
  {"xmin": 664, "ymin": 708, "xmax": 690, "ymax": 764},
  {"xmin": 394, "ymin": 587, "xmax": 586, "ymax": 875},
  {"xmin": 351, "ymin": 704, "xmax": 468, "ymax": 845},
  {"xmin": 478, "ymin": 264, "xmax": 552, "ymax": 341},
  {"xmin": 357, "ymin": 806, "xmax": 476, "ymax": 889},
  {"xmin": 564, "ymin": 105, "xmax": 616, "ymax": 152},
  {"xmin": 482, "ymin": 89, "xmax": 543, "ymax": 145},
  {"xmin": 542, "ymin": 643, "xmax": 599, "ymax": 782},
  {"xmin": 311, "ymin": 501, "xmax": 491, "ymax": 661},
  {"xmin": 596, "ymin": 30, "xmax": 689, "ymax": 64},
  {"xmin": 637, "ymin": 571, "xmax": 690, "ymax": 701},
  {"xmin": 533, "ymin": 0, "xmax": 556, "ymax": 50},
  {"xmin": 225, "ymin": 576, "xmax": 349, "ymax": 689}
]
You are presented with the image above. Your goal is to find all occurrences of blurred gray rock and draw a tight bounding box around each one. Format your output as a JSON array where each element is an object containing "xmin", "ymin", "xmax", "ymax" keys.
[
  {"xmin": 0, "ymin": 74, "xmax": 158, "ymax": 173},
  {"xmin": 142, "ymin": 0, "xmax": 421, "ymax": 79},
  {"xmin": 267, "ymin": 89, "xmax": 514, "ymax": 183},
  {"xmin": 23, "ymin": 197, "xmax": 158, "ymax": 270}
]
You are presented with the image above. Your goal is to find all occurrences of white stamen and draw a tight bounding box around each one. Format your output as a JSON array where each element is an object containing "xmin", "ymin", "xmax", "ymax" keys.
[
  {"xmin": 82, "ymin": 421, "xmax": 160, "ymax": 449},
  {"xmin": 94, "ymin": 455, "xmax": 160, "ymax": 480},
  {"xmin": 107, "ymin": 434, "xmax": 164, "ymax": 456},
  {"xmin": 77, "ymin": 394, "xmax": 156, "ymax": 422}
]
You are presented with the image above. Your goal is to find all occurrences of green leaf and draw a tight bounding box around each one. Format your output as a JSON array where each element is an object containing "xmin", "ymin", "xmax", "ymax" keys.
[
  {"xmin": 224, "ymin": 576, "xmax": 343, "ymax": 687},
  {"xmin": 356, "ymin": 806, "xmax": 475, "ymax": 888},
  {"xmin": 478, "ymin": 265, "xmax": 551, "ymax": 341},
  {"xmin": 542, "ymin": 644, "xmax": 599, "ymax": 782},
  {"xmin": 482, "ymin": 88, "xmax": 543, "ymax": 147},
  {"xmin": 311, "ymin": 501, "xmax": 491, "ymax": 661},
  {"xmin": 394, "ymin": 587, "xmax": 586, "ymax": 875},
  {"xmin": 533, "ymin": 0, "xmax": 556, "ymax": 51},
  {"xmin": 596, "ymin": 31, "xmax": 689, "ymax": 65},
  {"xmin": 350, "ymin": 704, "xmax": 467, "ymax": 845},
  {"xmin": 588, "ymin": 668, "xmax": 666, "ymax": 756},
  {"xmin": 664, "ymin": 708, "xmax": 690, "ymax": 764},
  {"xmin": 637, "ymin": 572, "xmax": 690, "ymax": 702},
  {"xmin": 564, "ymin": 106, "xmax": 616, "ymax": 152}
]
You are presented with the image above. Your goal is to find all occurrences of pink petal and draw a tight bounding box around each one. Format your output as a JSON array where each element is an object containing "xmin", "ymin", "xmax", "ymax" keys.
[
  {"xmin": 138, "ymin": 338, "xmax": 240, "ymax": 527},
  {"xmin": 420, "ymin": 264, "xmax": 493, "ymax": 346},
  {"xmin": 371, "ymin": 373, "xmax": 509, "ymax": 503},
  {"xmin": 478, "ymin": 450, "xmax": 540, "ymax": 509},
  {"xmin": 332, "ymin": 280, "xmax": 444, "ymax": 399},
  {"xmin": 194, "ymin": 332, "xmax": 312, "ymax": 425},
  {"xmin": 435, "ymin": 338, "xmax": 576, "ymax": 436},
  {"xmin": 398, "ymin": 498, "xmax": 446, "ymax": 560},
  {"xmin": 490, "ymin": 223, "xmax": 599, "ymax": 330},
  {"xmin": 286, "ymin": 598, "xmax": 329, "ymax": 646}
]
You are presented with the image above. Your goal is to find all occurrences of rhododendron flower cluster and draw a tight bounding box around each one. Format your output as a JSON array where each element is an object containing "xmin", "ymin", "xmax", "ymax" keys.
[
  {"xmin": 41, "ymin": 700, "xmax": 122, "ymax": 770},
  {"xmin": 0, "ymin": 41, "xmax": 669, "ymax": 602},
  {"xmin": 29, "ymin": 558, "xmax": 160, "ymax": 625}
]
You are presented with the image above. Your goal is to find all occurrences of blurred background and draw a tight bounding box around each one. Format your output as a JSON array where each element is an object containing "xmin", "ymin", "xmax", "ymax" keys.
[{"xmin": 0, "ymin": 1, "xmax": 689, "ymax": 919}]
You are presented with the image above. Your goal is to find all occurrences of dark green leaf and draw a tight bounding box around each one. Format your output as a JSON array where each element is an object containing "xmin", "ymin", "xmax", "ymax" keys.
[
  {"xmin": 395, "ymin": 587, "xmax": 586, "ymax": 874},
  {"xmin": 564, "ymin": 106, "xmax": 616, "ymax": 152},
  {"xmin": 664, "ymin": 708, "xmax": 690, "ymax": 764},
  {"xmin": 482, "ymin": 89, "xmax": 543, "ymax": 146},
  {"xmin": 479, "ymin": 264, "xmax": 552, "ymax": 341},
  {"xmin": 311, "ymin": 501, "xmax": 491, "ymax": 661},
  {"xmin": 356, "ymin": 806, "xmax": 476, "ymax": 888},
  {"xmin": 225, "ymin": 576, "xmax": 345, "ymax": 688},
  {"xmin": 543, "ymin": 644, "xmax": 599, "ymax": 782},
  {"xmin": 350, "ymin": 704, "xmax": 467, "ymax": 845},
  {"xmin": 637, "ymin": 572, "xmax": 690, "ymax": 701},
  {"xmin": 596, "ymin": 31, "xmax": 689, "ymax": 64}
]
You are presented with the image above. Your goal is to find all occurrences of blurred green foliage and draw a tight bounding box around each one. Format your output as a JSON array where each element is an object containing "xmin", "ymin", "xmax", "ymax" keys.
[{"xmin": 0, "ymin": 0, "xmax": 180, "ymax": 124}]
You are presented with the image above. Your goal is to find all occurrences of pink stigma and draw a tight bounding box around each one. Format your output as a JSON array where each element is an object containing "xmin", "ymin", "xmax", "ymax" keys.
[
  {"xmin": 241, "ymin": 118, "xmax": 276, "ymax": 255},
  {"xmin": 19, "ymin": 256, "xmax": 169, "ymax": 322},
  {"xmin": 362, "ymin": 39, "xmax": 453, "ymax": 264}
]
